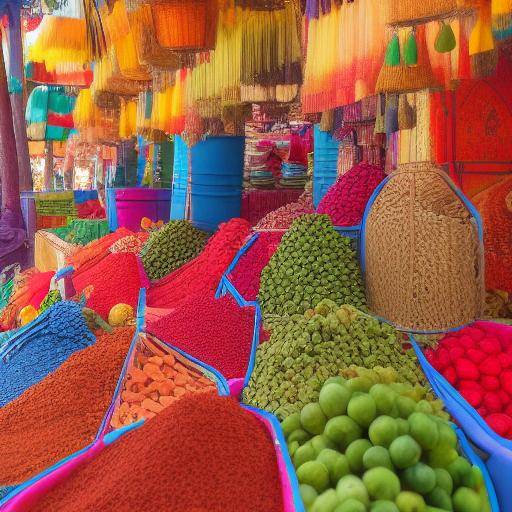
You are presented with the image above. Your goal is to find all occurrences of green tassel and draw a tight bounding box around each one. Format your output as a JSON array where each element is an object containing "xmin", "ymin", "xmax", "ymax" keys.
[
  {"xmin": 435, "ymin": 22, "xmax": 456, "ymax": 53},
  {"xmin": 385, "ymin": 34, "xmax": 401, "ymax": 67},
  {"xmin": 404, "ymin": 31, "xmax": 418, "ymax": 66}
]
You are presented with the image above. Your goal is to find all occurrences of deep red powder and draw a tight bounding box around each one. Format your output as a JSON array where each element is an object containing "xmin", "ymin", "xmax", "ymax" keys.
[
  {"xmin": 28, "ymin": 394, "xmax": 284, "ymax": 512},
  {"xmin": 72, "ymin": 252, "xmax": 143, "ymax": 319},
  {"xmin": 317, "ymin": 162, "xmax": 386, "ymax": 226},
  {"xmin": 147, "ymin": 218, "xmax": 251, "ymax": 309},
  {"xmin": 230, "ymin": 232, "xmax": 283, "ymax": 301},
  {"xmin": 148, "ymin": 294, "xmax": 256, "ymax": 379}
]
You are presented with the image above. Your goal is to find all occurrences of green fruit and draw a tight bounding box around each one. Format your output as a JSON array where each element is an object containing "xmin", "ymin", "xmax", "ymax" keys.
[
  {"xmin": 428, "ymin": 445, "xmax": 458, "ymax": 468},
  {"xmin": 297, "ymin": 461, "xmax": 330, "ymax": 492},
  {"xmin": 452, "ymin": 487, "xmax": 481, "ymax": 512},
  {"xmin": 402, "ymin": 463, "xmax": 437, "ymax": 494},
  {"xmin": 289, "ymin": 429, "xmax": 311, "ymax": 445},
  {"xmin": 302, "ymin": 403, "xmax": 328, "ymax": 435},
  {"xmin": 317, "ymin": 449, "xmax": 350, "ymax": 485},
  {"xmin": 335, "ymin": 498, "xmax": 367, "ymax": 512},
  {"xmin": 282, "ymin": 413, "xmax": 302, "ymax": 438},
  {"xmin": 347, "ymin": 394, "xmax": 377, "ymax": 428},
  {"xmin": 369, "ymin": 416, "xmax": 398, "ymax": 447},
  {"xmin": 347, "ymin": 376, "xmax": 374, "ymax": 393},
  {"xmin": 311, "ymin": 435, "xmax": 337, "ymax": 455},
  {"xmin": 396, "ymin": 396, "xmax": 417, "ymax": 419},
  {"xmin": 415, "ymin": 401, "xmax": 433, "ymax": 414},
  {"xmin": 300, "ymin": 484, "xmax": 318, "ymax": 508},
  {"xmin": 426, "ymin": 487, "xmax": 453, "ymax": 510},
  {"xmin": 363, "ymin": 467, "xmax": 401, "ymax": 501},
  {"xmin": 288, "ymin": 440, "xmax": 300, "ymax": 457},
  {"xmin": 396, "ymin": 492, "xmax": 426, "ymax": 512},
  {"xmin": 312, "ymin": 489, "xmax": 340, "ymax": 512},
  {"xmin": 371, "ymin": 501, "xmax": 400, "ymax": 512},
  {"xmin": 370, "ymin": 384, "xmax": 398, "ymax": 415},
  {"xmin": 363, "ymin": 446, "xmax": 394, "ymax": 470},
  {"xmin": 294, "ymin": 443, "xmax": 317, "ymax": 468},
  {"xmin": 320, "ymin": 383, "xmax": 352, "ymax": 418},
  {"xmin": 396, "ymin": 418, "xmax": 410, "ymax": 436},
  {"xmin": 437, "ymin": 423, "xmax": 457, "ymax": 448},
  {"xmin": 346, "ymin": 439, "xmax": 373, "ymax": 473},
  {"xmin": 324, "ymin": 416, "xmax": 363, "ymax": 450},
  {"xmin": 447, "ymin": 457, "xmax": 473, "ymax": 488},
  {"xmin": 389, "ymin": 435, "xmax": 422, "ymax": 469},
  {"xmin": 325, "ymin": 376, "xmax": 347, "ymax": 386},
  {"xmin": 434, "ymin": 468, "xmax": 453, "ymax": 495},
  {"xmin": 408, "ymin": 413, "xmax": 439, "ymax": 450},
  {"xmin": 336, "ymin": 475, "xmax": 370, "ymax": 506}
]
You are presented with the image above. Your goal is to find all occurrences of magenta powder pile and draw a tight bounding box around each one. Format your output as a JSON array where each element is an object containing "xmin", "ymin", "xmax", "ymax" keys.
[
  {"xmin": 317, "ymin": 163, "xmax": 386, "ymax": 226},
  {"xmin": 148, "ymin": 294, "xmax": 256, "ymax": 379},
  {"xmin": 230, "ymin": 232, "xmax": 284, "ymax": 301},
  {"xmin": 255, "ymin": 191, "xmax": 314, "ymax": 230}
]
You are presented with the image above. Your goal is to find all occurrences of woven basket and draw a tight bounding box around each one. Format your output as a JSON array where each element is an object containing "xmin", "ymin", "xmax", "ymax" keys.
[
  {"xmin": 364, "ymin": 162, "xmax": 484, "ymax": 332},
  {"xmin": 387, "ymin": 0, "xmax": 474, "ymax": 26}
]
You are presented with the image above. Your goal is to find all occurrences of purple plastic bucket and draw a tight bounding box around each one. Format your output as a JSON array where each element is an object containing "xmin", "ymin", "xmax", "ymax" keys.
[{"xmin": 108, "ymin": 188, "xmax": 171, "ymax": 232}]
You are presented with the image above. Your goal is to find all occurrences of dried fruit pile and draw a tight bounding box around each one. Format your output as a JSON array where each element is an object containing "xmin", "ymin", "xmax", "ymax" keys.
[
  {"xmin": 109, "ymin": 233, "xmax": 149, "ymax": 254},
  {"xmin": 140, "ymin": 220, "xmax": 208, "ymax": 280},
  {"xmin": 316, "ymin": 163, "xmax": 386, "ymax": 226},
  {"xmin": 255, "ymin": 191, "xmax": 314, "ymax": 230},
  {"xmin": 244, "ymin": 300, "xmax": 424, "ymax": 419},
  {"xmin": 0, "ymin": 327, "xmax": 134, "ymax": 486},
  {"xmin": 285, "ymin": 371, "xmax": 491, "ymax": 512},
  {"xmin": 27, "ymin": 395, "xmax": 284, "ymax": 512},
  {"xmin": 149, "ymin": 294, "xmax": 256, "ymax": 380},
  {"xmin": 147, "ymin": 218, "xmax": 251, "ymax": 309},
  {"xmin": 230, "ymin": 232, "xmax": 284, "ymax": 301},
  {"xmin": 425, "ymin": 321, "xmax": 512, "ymax": 439},
  {"xmin": 110, "ymin": 335, "xmax": 217, "ymax": 428},
  {"xmin": 259, "ymin": 214, "xmax": 366, "ymax": 318}
]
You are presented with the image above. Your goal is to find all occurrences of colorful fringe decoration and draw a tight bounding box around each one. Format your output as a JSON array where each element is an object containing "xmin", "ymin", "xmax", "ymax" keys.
[
  {"xmin": 119, "ymin": 98, "xmax": 137, "ymax": 139},
  {"xmin": 25, "ymin": 60, "xmax": 93, "ymax": 88},
  {"xmin": 302, "ymin": 0, "xmax": 388, "ymax": 112},
  {"xmin": 492, "ymin": 0, "xmax": 512, "ymax": 39}
]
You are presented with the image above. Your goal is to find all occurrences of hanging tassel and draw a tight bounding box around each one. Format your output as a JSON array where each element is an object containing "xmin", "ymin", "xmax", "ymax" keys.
[
  {"xmin": 404, "ymin": 30, "xmax": 418, "ymax": 66},
  {"xmin": 470, "ymin": 0, "xmax": 498, "ymax": 78},
  {"xmin": 492, "ymin": 0, "xmax": 512, "ymax": 40},
  {"xmin": 435, "ymin": 22, "xmax": 457, "ymax": 52},
  {"xmin": 82, "ymin": 0, "xmax": 107, "ymax": 60},
  {"xmin": 385, "ymin": 33, "xmax": 401, "ymax": 66}
]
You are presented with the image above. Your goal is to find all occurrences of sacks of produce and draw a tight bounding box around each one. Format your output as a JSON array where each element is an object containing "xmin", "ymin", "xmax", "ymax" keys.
[
  {"xmin": 285, "ymin": 370, "xmax": 492, "ymax": 512},
  {"xmin": 259, "ymin": 214, "xmax": 366, "ymax": 319},
  {"xmin": 364, "ymin": 163, "xmax": 484, "ymax": 331},
  {"xmin": 24, "ymin": 395, "xmax": 284, "ymax": 512},
  {"xmin": 317, "ymin": 163, "xmax": 386, "ymax": 227},
  {"xmin": 140, "ymin": 220, "xmax": 208, "ymax": 280},
  {"xmin": 0, "ymin": 327, "xmax": 134, "ymax": 488},
  {"xmin": 425, "ymin": 320, "xmax": 512, "ymax": 440},
  {"xmin": 0, "ymin": 301, "xmax": 95, "ymax": 407},
  {"xmin": 243, "ymin": 300, "xmax": 424, "ymax": 419}
]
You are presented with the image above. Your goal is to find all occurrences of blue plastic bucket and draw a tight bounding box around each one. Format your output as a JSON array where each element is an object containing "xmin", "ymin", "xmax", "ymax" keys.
[
  {"xmin": 170, "ymin": 135, "xmax": 188, "ymax": 220},
  {"xmin": 190, "ymin": 136, "xmax": 244, "ymax": 232}
]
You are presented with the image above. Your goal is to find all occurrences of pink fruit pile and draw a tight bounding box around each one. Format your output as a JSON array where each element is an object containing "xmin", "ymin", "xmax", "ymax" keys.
[
  {"xmin": 425, "ymin": 321, "xmax": 512, "ymax": 439},
  {"xmin": 316, "ymin": 163, "xmax": 386, "ymax": 226},
  {"xmin": 255, "ymin": 192, "xmax": 314, "ymax": 230}
]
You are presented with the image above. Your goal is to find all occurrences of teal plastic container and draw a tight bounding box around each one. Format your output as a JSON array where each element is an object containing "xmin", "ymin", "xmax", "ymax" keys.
[
  {"xmin": 170, "ymin": 135, "xmax": 188, "ymax": 220},
  {"xmin": 313, "ymin": 125, "xmax": 339, "ymax": 207},
  {"xmin": 190, "ymin": 136, "xmax": 244, "ymax": 232}
]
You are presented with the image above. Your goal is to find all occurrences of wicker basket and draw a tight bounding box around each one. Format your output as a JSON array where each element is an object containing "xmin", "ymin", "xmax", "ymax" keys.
[{"xmin": 387, "ymin": 0, "xmax": 474, "ymax": 26}]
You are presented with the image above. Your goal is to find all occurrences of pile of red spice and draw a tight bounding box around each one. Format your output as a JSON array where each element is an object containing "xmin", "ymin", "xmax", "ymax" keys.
[
  {"xmin": 67, "ymin": 228, "xmax": 133, "ymax": 274},
  {"xmin": 317, "ymin": 162, "xmax": 386, "ymax": 226},
  {"xmin": 148, "ymin": 294, "xmax": 256, "ymax": 379},
  {"xmin": 0, "ymin": 327, "xmax": 134, "ymax": 486},
  {"xmin": 425, "ymin": 321, "xmax": 512, "ymax": 439},
  {"xmin": 147, "ymin": 218, "xmax": 251, "ymax": 309},
  {"xmin": 255, "ymin": 191, "xmax": 314, "ymax": 230},
  {"xmin": 28, "ymin": 394, "xmax": 284, "ymax": 512},
  {"xmin": 72, "ymin": 252, "xmax": 145, "ymax": 319},
  {"xmin": 230, "ymin": 232, "xmax": 283, "ymax": 301}
]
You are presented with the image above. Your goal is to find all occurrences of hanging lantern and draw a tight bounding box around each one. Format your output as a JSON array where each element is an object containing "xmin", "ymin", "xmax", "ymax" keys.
[{"xmin": 150, "ymin": 0, "xmax": 219, "ymax": 50}]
